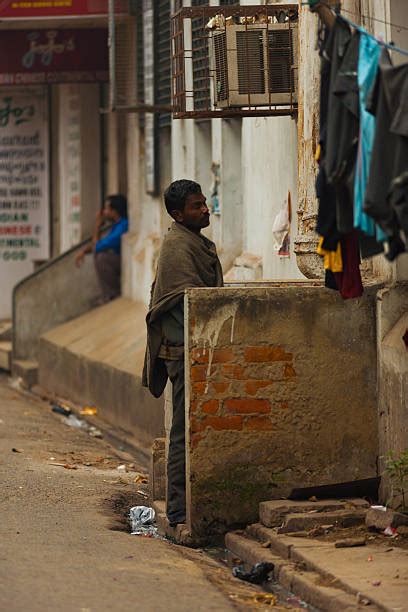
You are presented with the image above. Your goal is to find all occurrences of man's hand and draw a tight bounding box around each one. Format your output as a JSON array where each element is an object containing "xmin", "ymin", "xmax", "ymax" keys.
[
  {"xmin": 95, "ymin": 209, "xmax": 104, "ymax": 226},
  {"xmin": 75, "ymin": 249, "xmax": 86, "ymax": 268}
]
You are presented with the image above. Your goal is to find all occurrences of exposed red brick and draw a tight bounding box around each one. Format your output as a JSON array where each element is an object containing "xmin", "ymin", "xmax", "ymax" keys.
[
  {"xmin": 191, "ymin": 417, "xmax": 204, "ymax": 433},
  {"xmin": 222, "ymin": 364, "xmax": 247, "ymax": 380},
  {"xmin": 224, "ymin": 398, "xmax": 271, "ymax": 414},
  {"xmin": 244, "ymin": 346, "xmax": 292, "ymax": 363},
  {"xmin": 211, "ymin": 348, "xmax": 235, "ymax": 363},
  {"xmin": 279, "ymin": 401, "xmax": 289, "ymax": 410},
  {"xmin": 245, "ymin": 416, "xmax": 274, "ymax": 431},
  {"xmin": 192, "ymin": 382, "xmax": 207, "ymax": 395},
  {"xmin": 191, "ymin": 365, "xmax": 215, "ymax": 382},
  {"xmin": 189, "ymin": 400, "xmax": 198, "ymax": 414},
  {"xmin": 211, "ymin": 381, "xmax": 230, "ymax": 394},
  {"xmin": 284, "ymin": 364, "xmax": 296, "ymax": 378},
  {"xmin": 191, "ymin": 434, "xmax": 204, "ymax": 450},
  {"xmin": 191, "ymin": 348, "xmax": 209, "ymax": 364},
  {"xmin": 202, "ymin": 415, "xmax": 243, "ymax": 431},
  {"xmin": 201, "ymin": 399, "xmax": 219, "ymax": 415},
  {"xmin": 245, "ymin": 380, "xmax": 273, "ymax": 396}
]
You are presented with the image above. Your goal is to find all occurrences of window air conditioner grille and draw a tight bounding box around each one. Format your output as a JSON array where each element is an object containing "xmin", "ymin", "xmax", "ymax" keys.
[
  {"xmin": 268, "ymin": 29, "xmax": 294, "ymax": 94},
  {"xmin": 236, "ymin": 30, "xmax": 265, "ymax": 95},
  {"xmin": 214, "ymin": 31, "xmax": 228, "ymax": 101}
]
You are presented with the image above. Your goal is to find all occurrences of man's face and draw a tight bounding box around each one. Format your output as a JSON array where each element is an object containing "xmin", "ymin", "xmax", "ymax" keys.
[
  {"xmin": 173, "ymin": 191, "xmax": 210, "ymax": 230},
  {"xmin": 103, "ymin": 202, "xmax": 116, "ymax": 220}
]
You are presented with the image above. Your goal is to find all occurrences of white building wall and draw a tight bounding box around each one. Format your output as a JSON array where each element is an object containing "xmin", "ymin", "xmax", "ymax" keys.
[{"xmin": 121, "ymin": 0, "xmax": 408, "ymax": 306}]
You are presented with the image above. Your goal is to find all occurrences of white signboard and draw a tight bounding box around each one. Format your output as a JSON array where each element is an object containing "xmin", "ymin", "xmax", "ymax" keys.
[
  {"xmin": 0, "ymin": 86, "xmax": 49, "ymax": 318},
  {"xmin": 59, "ymin": 84, "xmax": 81, "ymax": 251},
  {"xmin": 143, "ymin": 0, "xmax": 157, "ymax": 194}
]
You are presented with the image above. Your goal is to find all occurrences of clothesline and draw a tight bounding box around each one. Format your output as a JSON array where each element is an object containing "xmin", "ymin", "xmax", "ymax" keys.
[
  {"xmin": 340, "ymin": 6, "xmax": 408, "ymax": 33},
  {"xmin": 301, "ymin": 1, "xmax": 408, "ymax": 57}
]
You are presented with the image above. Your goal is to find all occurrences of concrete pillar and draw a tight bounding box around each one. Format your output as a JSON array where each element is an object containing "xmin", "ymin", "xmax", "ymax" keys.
[{"xmin": 80, "ymin": 84, "xmax": 102, "ymax": 239}]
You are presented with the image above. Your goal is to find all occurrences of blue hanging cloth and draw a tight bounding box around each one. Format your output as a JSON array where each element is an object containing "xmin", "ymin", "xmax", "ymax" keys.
[{"xmin": 354, "ymin": 33, "xmax": 387, "ymax": 241}]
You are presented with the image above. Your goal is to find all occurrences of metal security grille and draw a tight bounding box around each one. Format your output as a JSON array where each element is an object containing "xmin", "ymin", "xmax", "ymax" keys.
[
  {"xmin": 156, "ymin": 0, "xmax": 172, "ymax": 127},
  {"xmin": 171, "ymin": 5, "xmax": 298, "ymax": 119},
  {"xmin": 105, "ymin": 0, "xmax": 172, "ymax": 114},
  {"xmin": 192, "ymin": 0, "xmax": 210, "ymax": 111}
]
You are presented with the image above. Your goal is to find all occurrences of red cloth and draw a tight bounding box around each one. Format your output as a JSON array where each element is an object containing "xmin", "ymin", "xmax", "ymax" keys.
[{"xmin": 334, "ymin": 232, "xmax": 364, "ymax": 299}]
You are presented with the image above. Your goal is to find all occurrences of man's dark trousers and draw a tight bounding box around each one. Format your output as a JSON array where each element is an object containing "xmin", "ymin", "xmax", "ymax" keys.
[{"xmin": 164, "ymin": 358, "xmax": 186, "ymax": 525}]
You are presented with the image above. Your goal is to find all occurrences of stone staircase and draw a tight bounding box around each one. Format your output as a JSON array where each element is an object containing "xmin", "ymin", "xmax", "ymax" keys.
[
  {"xmin": 0, "ymin": 319, "xmax": 39, "ymax": 386},
  {"xmin": 0, "ymin": 320, "xmax": 12, "ymax": 372},
  {"xmin": 224, "ymin": 498, "xmax": 408, "ymax": 611}
]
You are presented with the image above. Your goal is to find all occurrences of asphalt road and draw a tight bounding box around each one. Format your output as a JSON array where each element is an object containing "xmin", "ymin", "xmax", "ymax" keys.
[{"xmin": 0, "ymin": 375, "xmax": 264, "ymax": 612}]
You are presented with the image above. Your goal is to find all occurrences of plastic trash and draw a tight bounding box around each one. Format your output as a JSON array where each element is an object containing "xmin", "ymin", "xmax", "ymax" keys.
[
  {"xmin": 65, "ymin": 414, "xmax": 87, "ymax": 429},
  {"xmin": 52, "ymin": 404, "xmax": 72, "ymax": 417},
  {"xmin": 129, "ymin": 506, "xmax": 157, "ymax": 537},
  {"xmin": 286, "ymin": 596, "xmax": 308, "ymax": 608},
  {"xmin": 232, "ymin": 561, "xmax": 274, "ymax": 584},
  {"xmin": 80, "ymin": 406, "xmax": 98, "ymax": 416}
]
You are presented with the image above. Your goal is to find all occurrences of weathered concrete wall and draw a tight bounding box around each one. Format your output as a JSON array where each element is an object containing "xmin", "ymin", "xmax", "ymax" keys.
[
  {"xmin": 13, "ymin": 244, "xmax": 101, "ymax": 361},
  {"xmin": 377, "ymin": 283, "xmax": 408, "ymax": 506},
  {"xmin": 185, "ymin": 285, "xmax": 379, "ymax": 537}
]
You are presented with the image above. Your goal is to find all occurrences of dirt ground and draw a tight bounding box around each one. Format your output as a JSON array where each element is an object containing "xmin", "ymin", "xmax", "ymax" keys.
[{"xmin": 0, "ymin": 374, "xmax": 297, "ymax": 612}]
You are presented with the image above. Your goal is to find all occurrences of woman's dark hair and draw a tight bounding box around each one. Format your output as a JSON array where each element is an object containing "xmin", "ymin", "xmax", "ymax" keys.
[
  {"xmin": 106, "ymin": 194, "xmax": 128, "ymax": 219},
  {"xmin": 164, "ymin": 180, "xmax": 202, "ymax": 215}
]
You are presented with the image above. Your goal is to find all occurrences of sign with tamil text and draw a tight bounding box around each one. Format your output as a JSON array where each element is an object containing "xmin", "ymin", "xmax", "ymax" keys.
[
  {"xmin": 0, "ymin": 86, "xmax": 49, "ymax": 317},
  {"xmin": 0, "ymin": 29, "xmax": 108, "ymax": 85}
]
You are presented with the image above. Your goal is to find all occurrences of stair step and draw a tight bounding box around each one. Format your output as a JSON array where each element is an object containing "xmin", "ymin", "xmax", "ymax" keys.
[
  {"xmin": 225, "ymin": 531, "xmax": 363, "ymax": 611},
  {"xmin": 259, "ymin": 498, "xmax": 369, "ymax": 528},
  {"xmin": 0, "ymin": 341, "xmax": 12, "ymax": 371},
  {"xmin": 0, "ymin": 320, "xmax": 12, "ymax": 341},
  {"xmin": 12, "ymin": 360, "xmax": 38, "ymax": 388},
  {"xmin": 278, "ymin": 509, "xmax": 366, "ymax": 534}
]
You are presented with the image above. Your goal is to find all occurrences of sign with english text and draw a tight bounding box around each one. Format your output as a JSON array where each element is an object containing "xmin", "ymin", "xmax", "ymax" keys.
[
  {"xmin": 0, "ymin": 28, "xmax": 108, "ymax": 85},
  {"xmin": 0, "ymin": 86, "xmax": 49, "ymax": 317}
]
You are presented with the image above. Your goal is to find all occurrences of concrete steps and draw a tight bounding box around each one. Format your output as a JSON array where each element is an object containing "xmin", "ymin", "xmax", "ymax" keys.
[
  {"xmin": 0, "ymin": 320, "xmax": 12, "ymax": 342},
  {"xmin": 12, "ymin": 360, "xmax": 38, "ymax": 387},
  {"xmin": 0, "ymin": 341, "xmax": 12, "ymax": 371},
  {"xmin": 225, "ymin": 497, "xmax": 408, "ymax": 611}
]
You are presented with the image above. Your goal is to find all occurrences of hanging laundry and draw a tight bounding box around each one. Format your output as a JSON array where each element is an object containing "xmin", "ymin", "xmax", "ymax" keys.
[
  {"xmin": 333, "ymin": 232, "xmax": 364, "ymax": 300},
  {"xmin": 364, "ymin": 52, "xmax": 408, "ymax": 260},
  {"xmin": 315, "ymin": 17, "xmax": 364, "ymax": 299},
  {"xmin": 325, "ymin": 17, "xmax": 360, "ymax": 235},
  {"xmin": 354, "ymin": 33, "xmax": 386, "ymax": 244}
]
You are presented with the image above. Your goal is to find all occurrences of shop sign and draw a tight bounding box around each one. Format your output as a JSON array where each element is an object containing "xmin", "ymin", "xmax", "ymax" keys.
[
  {"xmin": 59, "ymin": 84, "xmax": 81, "ymax": 251},
  {"xmin": 0, "ymin": 86, "xmax": 49, "ymax": 317},
  {"xmin": 0, "ymin": 28, "xmax": 108, "ymax": 85},
  {"xmin": 0, "ymin": 0, "xmax": 127, "ymax": 18},
  {"xmin": 143, "ymin": 0, "xmax": 157, "ymax": 195}
]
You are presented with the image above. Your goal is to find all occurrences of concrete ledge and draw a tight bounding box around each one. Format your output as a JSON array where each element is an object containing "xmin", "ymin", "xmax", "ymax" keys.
[
  {"xmin": 12, "ymin": 360, "xmax": 38, "ymax": 388},
  {"xmin": 229, "ymin": 526, "xmax": 408, "ymax": 611},
  {"xmin": 38, "ymin": 298, "xmax": 164, "ymax": 447},
  {"xmin": 0, "ymin": 341, "xmax": 12, "ymax": 371},
  {"xmin": 225, "ymin": 532, "xmax": 363, "ymax": 611}
]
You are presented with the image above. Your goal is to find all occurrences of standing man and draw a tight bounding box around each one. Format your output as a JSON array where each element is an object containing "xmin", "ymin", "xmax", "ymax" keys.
[
  {"xmin": 75, "ymin": 194, "xmax": 128, "ymax": 303},
  {"xmin": 143, "ymin": 180, "xmax": 223, "ymax": 527}
]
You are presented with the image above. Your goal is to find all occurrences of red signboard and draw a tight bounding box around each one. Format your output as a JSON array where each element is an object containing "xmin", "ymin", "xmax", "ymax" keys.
[
  {"xmin": 0, "ymin": 0, "xmax": 127, "ymax": 18},
  {"xmin": 0, "ymin": 28, "xmax": 108, "ymax": 85}
]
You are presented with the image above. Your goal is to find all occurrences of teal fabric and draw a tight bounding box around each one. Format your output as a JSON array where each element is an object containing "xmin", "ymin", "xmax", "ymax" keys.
[{"xmin": 354, "ymin": 33, "xmax": 386, "ymax": 241}]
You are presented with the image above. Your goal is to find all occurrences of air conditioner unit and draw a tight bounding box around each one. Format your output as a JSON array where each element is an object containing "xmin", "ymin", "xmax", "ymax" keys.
[{"xmin": 211, "ymin": 23, "xmax": 298, "ymax": 108}]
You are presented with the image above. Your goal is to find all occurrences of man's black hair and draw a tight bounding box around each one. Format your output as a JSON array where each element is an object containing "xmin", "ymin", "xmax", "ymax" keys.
[
  {"xmin": 106, "ymin": 194, "xmax": 128, "ymax": 218},
  {"xmin": 164, "ymin": 180, "xmax": 202, "ymax": 215}
]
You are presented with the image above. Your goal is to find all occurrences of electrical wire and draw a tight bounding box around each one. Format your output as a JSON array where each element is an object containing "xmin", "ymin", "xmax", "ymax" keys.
[
  {"xmin": 340, "ymin": 7, "xmax": 408, "ymax": 33},
  {"xmin": 301, "ymin": 1, "xmax": 408, "ymax": 58}
]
